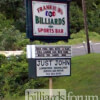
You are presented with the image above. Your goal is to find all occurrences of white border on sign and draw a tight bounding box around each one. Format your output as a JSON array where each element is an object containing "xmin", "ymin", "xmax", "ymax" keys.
[{"xmin": 32, "ymin": 1, "xmax": 68, "ymax": 37}]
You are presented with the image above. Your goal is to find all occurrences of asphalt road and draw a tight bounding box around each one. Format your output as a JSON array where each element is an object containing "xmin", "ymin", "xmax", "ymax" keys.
[
  {"xmin": 0, "ymin": 42, "xmax": 100, "ymax": 57},
  {"xmin": 72, "ymin": 42, "xmax": 100, "ymax": 57}
]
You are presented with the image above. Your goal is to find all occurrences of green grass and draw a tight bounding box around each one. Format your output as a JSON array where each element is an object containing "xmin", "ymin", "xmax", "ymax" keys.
[
  {"xmin": 3, "ymin": 96, "xmax": 25, "ymax": 100},
  {"xmin": 68, "ymin": 30, "xmax": 100, "ymax": 45},
  {"xmin": 55, "ymin": 30, "xmax": 100, "ymax": 45},
  {"xmin": 53, "ymin": 53, "xmax": 100, "ymax": 97},
  {"xmin": 3, "ymin": 53, "xmax": 100, "ymax": 100},
  {"xmin": 30, "ymin": 30, "xmax": 100, "ymax": 46}
]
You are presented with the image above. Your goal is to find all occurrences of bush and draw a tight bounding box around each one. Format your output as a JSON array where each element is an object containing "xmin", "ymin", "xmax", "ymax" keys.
[
  {"xmin": 70, "ymin": 2, "xmax": 84, "ymax": 33},
  {"xmin": 0, "ymin": 54, "xmax": 48, "ymax": 97},
  {"xmin": 0, "ymin": 26, "xmax": 30, "ymax": 50},
  {"xmin": 0, "ymin": 54, "xmax": 6, "ymax": 67}
]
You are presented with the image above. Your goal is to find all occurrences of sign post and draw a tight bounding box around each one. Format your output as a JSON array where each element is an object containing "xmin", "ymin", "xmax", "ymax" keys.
[
  {"xmin": 26, "ymin": 0, "xmax": 71, "ymax": 97},
  {"xmin": 49, "ymin": 77, "xmax": 53, "ymax": 97},
  {"xmin": 27, "ymin": 45, "xmax": 71, "ymax": 97}
]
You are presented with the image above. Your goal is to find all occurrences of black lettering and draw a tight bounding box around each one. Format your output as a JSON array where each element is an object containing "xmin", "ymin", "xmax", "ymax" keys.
[
  {"xmin": 62, "ymin": 17, "xmax": 65, "ymax": 25},
  {"xmin": 41, "ymin": 60, "xmax": 44, "ymax": 66},
  {"xmin": 59, "ymin": 60, "xmax": 62, "ymax": 65},
  {"xmin": 37, "ymin": 60, "xmax": 40, "ymax": 66},
  {"xmin": 55, "ymin": 60, "xmax": 58, "ymax": 66},
  {"xmin": 45, "ymin": 60, "xmax": 48, "ymax": 66}
]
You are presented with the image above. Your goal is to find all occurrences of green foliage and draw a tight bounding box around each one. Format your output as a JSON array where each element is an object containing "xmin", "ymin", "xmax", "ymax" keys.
[
  {"xmin": 70, "ymin": 2, "xmax": 84, "ymax": 33},
  {"xmin": 87, "ymin": 6, "xmax": 100, "ymax": 33},
  {"xmin": 0, "ymin": 0, "xmax": 24, "ymax": 19},
  {"xmin": 1, "ymin": 54, "xmax": 100, "ymax": 99},
  {"xmin": 16, "ymin": 33, "xmax": 30, "ymax": 50},
  {"xmin": 68, "ymin": 30, "xmax": 100, "ymax": 44},
  {"xmin": 0, "ymin": 54, "xmax": 48, "ymax": 97},
  {"xmin": 22, "ymin": 30, "xmax": 100, "ymax": 45},
  {"xmin": 0, "ymin": 14, "xmax": 13, "ymax": 31},
  {"xmin": 0, "ymin": 15, "xmax": 30, "ymax": 50},
  {"xmin": 0, "ymin": 54, "xmax": 6, "ymax": 67},
  {"xmin": 0, "ymin": 0, "xmax": 100, "ymax": 34},
  {"xmin": 70, "ymin": 1, "xmax": 100, "ymax": 33},
  {"xmin": 0, "ymin": 26, "xmax": 21, "ymax": 50},
  {"xmin": 0, "ymin": 0, "xmax": 26, "ymax": 32},
  {"xmin": 0, "ymin": 0, "xmax": 100, "ymax": 99},
  {"xmin": 53, "ymin": 54, "xmax": 100, "ymax": 97}
]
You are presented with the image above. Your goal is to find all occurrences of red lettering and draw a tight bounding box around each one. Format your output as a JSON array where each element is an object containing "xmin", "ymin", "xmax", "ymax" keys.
[
  {"xmin": 46, "ymin": 29, "xmax": 49, "ymax": 33},
  {"xmin": 55, "ymin": 29, "xmax": 57, "ymax": 33},
  {"xmin": 51, "ymin": 29, "xmax": 54, "ymax": 33},
  {"xmin": 55, "ymin": 29, "xmax": 64, "ymax": 33},
  {"xmin": 37, "ymin": 5, "xmax": 63, "ymax": 15},
  {"xmin": 38, "ymin": 28, "xmax": 63, "ymax": 34},
  {"xmin": 46, "ymin": 5, "xmax": 50, "ymax": 9},
  {"xmin": 37, "ymin": 7, "xmax": 43, "ymax": 13},
  {"xmin": 58, "ymin": 8, "xmax": 63, "ymax": 15},
  {"xmin": 49, "ymin": 5, "xmax": 52, "ymax": 9},
  {"xmin": 52, "ymin": 11, "xmax": 56, "ymax": 16},
  {"xmin": 43, "ymin": 6, "xmax": 46, "ymax": 10},
  {"xmin": 38, "ymin": 28, "xmax": 55, "ymax": 33},
  {"xmin": 53, "ymin": 6, "xmax": 56, "ymax": 11},
  {"xmin": 40, "ymin": 7, "xmax": 43, "ymax": 12},
  {"xmin": 38, "ymin": 28, "xmax": 43, "ymax": 32},
  {"xmin": 61, "ymin": 29, "xmax": 63, "ymax": 33}
]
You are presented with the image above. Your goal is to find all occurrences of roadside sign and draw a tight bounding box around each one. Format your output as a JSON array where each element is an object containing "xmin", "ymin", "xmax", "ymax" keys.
[
  {"xmin": 26, "ymin": 0, "xmax": 71, "ymax": 41},
  {"xmin": 31, "ymin": 45, "xmax": 71, "ymax": 58},
  {"xmin": 36, "ymin": 58, "xmax": 71, "ymax": 77},
  {"xmin": 27, "ymin": 45, "xmax": 71, "ymax": 78},
  {"xmin": 32, "ymin": 1, "xmax": 68, "ymax": 37}
]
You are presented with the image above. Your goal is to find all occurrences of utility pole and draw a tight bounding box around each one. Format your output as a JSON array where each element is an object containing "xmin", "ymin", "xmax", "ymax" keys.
[{"xmin": 82, "ymin": 0, "xmax": 91, "ymax": 54}]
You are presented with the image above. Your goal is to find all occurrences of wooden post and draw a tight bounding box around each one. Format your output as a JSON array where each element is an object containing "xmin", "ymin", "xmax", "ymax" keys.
[
  {"xmin": 49, "ymin": 77, "xmax": 53, "ymax": 97},
  {"xmin": 82, "ymin": 0, "xmax": 91, "ymax": 54}
]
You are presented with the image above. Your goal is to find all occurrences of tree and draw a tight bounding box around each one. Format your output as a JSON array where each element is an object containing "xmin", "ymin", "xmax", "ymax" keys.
[
  {"xmin": 70, "ymin": 2, "xmax": 84, "ymax": 33},
  {"xmin": 87, "ymin": 3, "xmax": 100, "ymax": 33},
  {"xmin": 0, "ymin": 26, "xmax": 22, "ymax": 50},
  {"xmin": 0, "ymin": 0, "xmax": 26, "ymax": 32}
]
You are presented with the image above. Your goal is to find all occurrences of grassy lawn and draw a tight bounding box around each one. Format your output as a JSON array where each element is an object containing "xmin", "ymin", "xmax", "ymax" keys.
[
  {"xmin": 3, "ymin": 53, "xmax": 100, "ymax": 100},
  {"xmin": 68, "ymin": 30, "xmax": 100, "ymax": 45},
  {"xmin": 50, "ymin": 30, "xmax": 100, "ymax": 45},
  {"xmin": 52, "ymin": 53, "xmax": 100, "ymax": 97},
  {"xmin": 30, "ymin": 30, "xmax": 100, "ymax": 46}
]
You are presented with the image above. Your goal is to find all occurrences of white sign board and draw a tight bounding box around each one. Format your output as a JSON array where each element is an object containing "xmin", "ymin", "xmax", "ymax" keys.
[
  {"xmin": 27, "ymin": 45, "xmax": 71, "ymax": 77},
  {"xmin": 31, "ymin": 45, "xmax": 71, "ymax": 59},
  {"xmin": 36, "ymin": 59, "xmax": 71, "ymax": 77},
  {"xmin": 32, "ymin": 1, "xmax": 68, "ymax": 36}
]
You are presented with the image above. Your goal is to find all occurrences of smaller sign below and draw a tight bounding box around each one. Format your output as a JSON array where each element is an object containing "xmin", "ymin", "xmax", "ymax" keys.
[
  {"xmin": 31, "ymin": 45, "xmax": 71, "ymax": 58},
  {"xmin": 26, "ymin": 45, "xmax": 71, "ymax": 78},
  {"xmin": 36, "ymin": 58, "xmax": 71, "ymax": 77}
]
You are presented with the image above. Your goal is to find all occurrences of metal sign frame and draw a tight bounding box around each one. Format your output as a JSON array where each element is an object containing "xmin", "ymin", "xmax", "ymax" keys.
[
  {"xmin": 28, "ymin": 58, "xmax": 71, "ymax": 78},
  {"xmin": 27, "ymin": 45, "xmax": 72, "ymax": 58},
  {"xmin": 27, "ymin": 45, "xmax": 71, "ymax": 78},
  {"xmin": 25, "ymin": 0, "xmax": 71, "ymax": 42}
]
